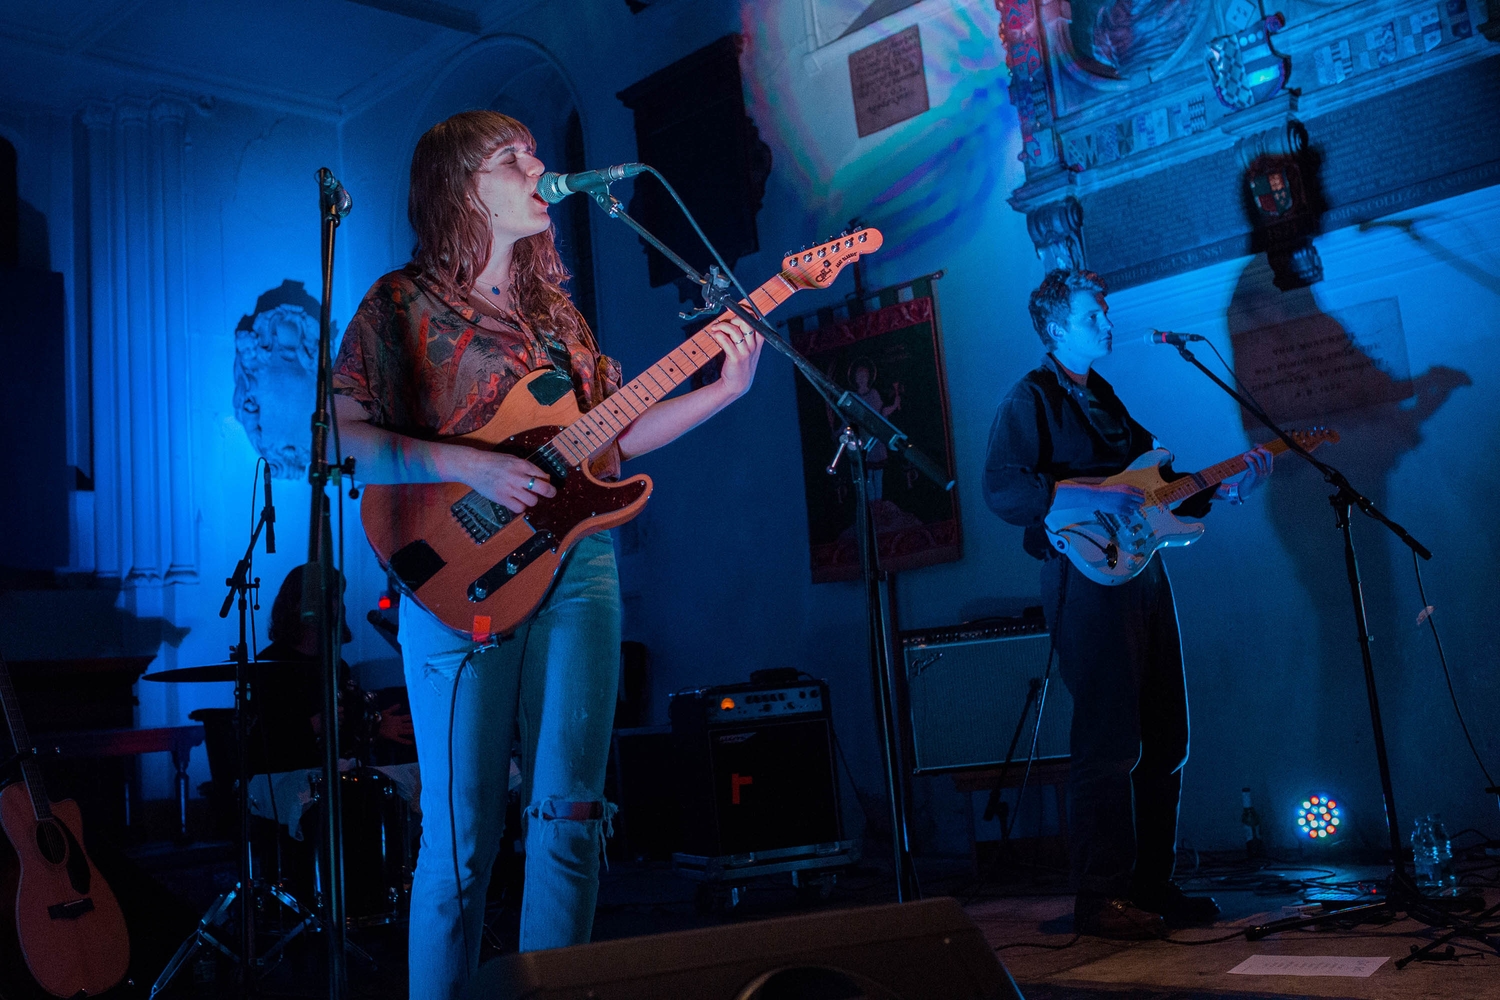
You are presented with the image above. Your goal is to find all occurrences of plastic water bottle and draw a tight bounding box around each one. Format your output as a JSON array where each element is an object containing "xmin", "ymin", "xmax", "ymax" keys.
[{"xmin": 1411, "ymin": 814, "xmax": 1457, "ymax": 888}]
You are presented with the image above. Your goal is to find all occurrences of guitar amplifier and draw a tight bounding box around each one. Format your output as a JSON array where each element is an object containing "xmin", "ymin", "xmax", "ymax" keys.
[
  {"xmin": 668, "ymin": 675, "xmax": 841, "ymax": 859},
  {"xmin": 901, "ymin": 612, "xmax": 1072, "ymax": 774}
]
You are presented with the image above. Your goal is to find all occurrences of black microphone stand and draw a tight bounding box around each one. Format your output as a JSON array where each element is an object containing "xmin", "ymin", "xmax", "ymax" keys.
[
  {"xmin": 1169, "ymin": 343, "xmax": 1495, "ymax": 958},
  {"xmin": 308, "ymin": 167, "xmax": 352, "ymax": 1000},
  {"xmin": 152, "ymin": 469, "xmax": 319, "ymax": 998},
  {"xmin": 584, "ymin": 186, "xmax": 950, "ymax": 902}
]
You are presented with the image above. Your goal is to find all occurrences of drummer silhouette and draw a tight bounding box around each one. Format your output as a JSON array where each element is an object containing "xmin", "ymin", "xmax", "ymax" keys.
[{"xmin": 251, "ymin": 565, "xmax": 413, "ymax": 773}]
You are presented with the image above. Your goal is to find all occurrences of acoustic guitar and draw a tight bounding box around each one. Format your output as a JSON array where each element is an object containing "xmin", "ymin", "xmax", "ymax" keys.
[
  {"xmin": 360, "ymin": 228, "xmax": 884, "ymax": 641},
  {"xmin": 1043, "ymin": 428, "xmax": 1339, "ymax": 586},
  {"xmin": 0, "ymin": 653, "xmax": 130, "ymax": 998}
]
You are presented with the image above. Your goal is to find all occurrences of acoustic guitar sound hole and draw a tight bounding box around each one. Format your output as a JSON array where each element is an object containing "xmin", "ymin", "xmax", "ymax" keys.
[{"xmin": 35, "ymin": 819, "xmax": 67, "ymax": 864}]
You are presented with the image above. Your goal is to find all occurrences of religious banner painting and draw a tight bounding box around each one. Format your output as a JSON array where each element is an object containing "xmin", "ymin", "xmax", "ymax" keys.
[{"xmin": 788, "ymin": 276, "xmax": 960, "ymax": 583}]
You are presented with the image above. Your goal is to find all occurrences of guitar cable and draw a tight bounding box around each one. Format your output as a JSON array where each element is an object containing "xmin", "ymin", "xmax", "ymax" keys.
[
  {"xmin": 642, "ymin": 167, "xmax": 759, "ymax": 318},
  {"xmin": 964, "ymin": 559, "xmax": 1068, "ymax": 904},
  {"xmin": 447, "ymin": 651, "xmax": 473, "ymax": 967},
  {"xmin": 447, "ymin": 627, "xmax": 524, "ymax": 971},
  {"xmin": 1410, "ymin": 549, "xmax": 1498, "ymax": 796}
]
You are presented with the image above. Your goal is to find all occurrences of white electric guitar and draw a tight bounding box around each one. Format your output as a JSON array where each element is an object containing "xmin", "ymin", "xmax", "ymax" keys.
[{"xmin": 1043, "ymin": 428, "xmax": 1339, "ymax": 586}]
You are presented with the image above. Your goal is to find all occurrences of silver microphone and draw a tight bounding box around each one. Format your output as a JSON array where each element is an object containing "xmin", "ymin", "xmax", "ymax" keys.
[
  {"xmin": 535, "ymin": 163, "xmax": 647, "ymax": 204},
  {"xmin": 1144, "ymin": 329, "xmax": 1206, "ymax": 346}
]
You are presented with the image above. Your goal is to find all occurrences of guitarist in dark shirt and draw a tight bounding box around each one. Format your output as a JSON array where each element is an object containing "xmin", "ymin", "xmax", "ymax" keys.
[{"xmin": 984, "ymin": 269, "xmax": 1272, "ymax": 938}]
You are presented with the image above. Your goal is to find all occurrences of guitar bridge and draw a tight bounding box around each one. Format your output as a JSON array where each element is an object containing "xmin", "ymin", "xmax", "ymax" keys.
[
  {"xmin": 48, "ymin": 897, "xmax": 95, "ymax": 921},
  {"xmin": 451, "ymin": 492, "xmax": 513, "ymax": 544},
  {"xmin": 468, "ymin": 530, "xmax": 559, "ymax": 602}
]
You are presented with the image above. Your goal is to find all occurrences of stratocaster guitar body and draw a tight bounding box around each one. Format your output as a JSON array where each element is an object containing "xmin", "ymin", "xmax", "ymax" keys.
[
  {"xmin": 1044, "ymin": 429, "xmax": 1338, "ymax": 586},
  {"xmin": 1043, "ymin": 449, "xmax": 1202, "ymax": 586},
  {"xmin": 360, "ymin": 368, "xmax": 652, "ymax": 640},
  {"xmin": 0, "ymin": 783, "xmax": 130, "ymax": 998},
  {"xmin": 360, "ymin": 228, "xmax": 885, "ymax": 641}
]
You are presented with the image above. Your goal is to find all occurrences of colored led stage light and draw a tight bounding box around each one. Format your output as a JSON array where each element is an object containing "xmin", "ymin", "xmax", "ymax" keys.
[{"xmin": 1295, "ymin": 794, "xmax": 1341, "ymax": 839}]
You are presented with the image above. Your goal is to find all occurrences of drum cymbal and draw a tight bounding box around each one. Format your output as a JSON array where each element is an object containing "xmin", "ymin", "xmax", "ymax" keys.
[{"xmin": 142, "ymin": 660, "xmax": 312, "ymax": 683}]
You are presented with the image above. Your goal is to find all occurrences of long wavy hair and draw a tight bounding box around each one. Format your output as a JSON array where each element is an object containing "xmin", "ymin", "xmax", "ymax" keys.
[{"xmin": 408, "ymin": 110, "xmax": 593, "ymax": 349}]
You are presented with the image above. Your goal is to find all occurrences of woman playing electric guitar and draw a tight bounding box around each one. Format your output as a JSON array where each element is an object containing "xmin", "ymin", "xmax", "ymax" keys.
[{"xmin": 332, "ymin": 110, "xmax": 762, "ymax": 1000}]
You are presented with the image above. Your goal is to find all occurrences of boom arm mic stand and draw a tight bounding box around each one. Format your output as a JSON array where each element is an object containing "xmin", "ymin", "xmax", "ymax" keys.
[
  {"xmin": 1169, "ymin": 342, "xmax": 1495, "ymax": 960},
  {"xmin": 581, "ymin": 181, "xmax": 950, "ymax": 902}
]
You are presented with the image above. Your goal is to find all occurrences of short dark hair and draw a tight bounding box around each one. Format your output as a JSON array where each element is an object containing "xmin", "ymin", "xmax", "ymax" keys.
[{"xmin": 1028, "ymin": 269, "xmax": 1106, "ymax": 348}]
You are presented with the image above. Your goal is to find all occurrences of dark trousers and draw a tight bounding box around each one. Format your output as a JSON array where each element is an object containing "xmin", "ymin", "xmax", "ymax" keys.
[{"xmin": 1041, "ymin": 554, "xmax": 1189, "ymax": 898}]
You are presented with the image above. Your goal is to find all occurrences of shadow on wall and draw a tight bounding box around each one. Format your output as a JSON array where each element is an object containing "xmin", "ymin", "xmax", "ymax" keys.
[
  {"xmin": 1225, "ymin": 254, "xmax": 1470, "ymax": 845},
  {"xmin": 0, "ymin": 572, "xmax": 190, "ymax": 668}
]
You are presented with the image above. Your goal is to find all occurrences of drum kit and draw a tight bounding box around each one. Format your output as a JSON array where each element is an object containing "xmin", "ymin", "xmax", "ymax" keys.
[{"xmin": 144, "ymin": 657, "xmax": 420, "ymax": 994}]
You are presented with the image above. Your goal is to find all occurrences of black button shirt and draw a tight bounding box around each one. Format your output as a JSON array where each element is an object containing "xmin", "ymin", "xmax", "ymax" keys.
[{"xmin": 984, "ymin": 355, "xmax": 1212, "ymax": 560}]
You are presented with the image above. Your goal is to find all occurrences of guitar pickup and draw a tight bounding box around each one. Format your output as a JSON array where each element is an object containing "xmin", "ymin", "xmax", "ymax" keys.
[
  {"xmin": 48, "ymin": 897, "xmax": 95, "ymax": 920},
  {"xmin": 532, "ymin": 444, "xmax": 570, "ymax": 482},
  {"xmin": 467, "ymin": 530, "xmax": 558, "ymax": 602}
]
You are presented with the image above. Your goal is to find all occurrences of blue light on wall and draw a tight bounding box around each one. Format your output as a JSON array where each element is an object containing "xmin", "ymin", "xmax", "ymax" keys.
[{"xmin": 1296, "ymin": 794, "xmax": 1342, "ymax": 840}]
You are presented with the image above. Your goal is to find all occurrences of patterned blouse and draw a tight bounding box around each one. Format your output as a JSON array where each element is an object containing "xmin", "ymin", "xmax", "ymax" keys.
[{"xmin": 332, "ymin": 266, "xmax": 623, "ymax": 477}]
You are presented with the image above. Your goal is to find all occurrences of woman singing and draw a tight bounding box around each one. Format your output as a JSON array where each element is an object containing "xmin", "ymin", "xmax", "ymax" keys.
[{"xmin": 332, "ymin": 110, "xmax": 762, "ymax": 999}]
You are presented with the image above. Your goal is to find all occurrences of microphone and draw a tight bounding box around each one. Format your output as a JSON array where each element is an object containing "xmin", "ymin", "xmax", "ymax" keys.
[
  {"xmin": 316, "ymin": 167, "xmax": 353, "ymax": 219},
  {"xmin": 535, "ymin": 163, "xmax": 647, "ymax": 204},
  {"xmin": 263, "ymin": 463, "xmax": 276, "ymax": 554},
  {"xmin": 1144, "ymin": 329, "xmax": 1207, "ymax": 346}
]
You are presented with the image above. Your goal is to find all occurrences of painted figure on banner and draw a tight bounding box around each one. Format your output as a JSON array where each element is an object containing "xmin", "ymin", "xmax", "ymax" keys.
[
  {"xmin": 791, "ymin": 279, "xmax": 960, "ymax": 583},
  {"xmin": 837, "ymin": 357, "xmax": 902, "ymax": 501}
]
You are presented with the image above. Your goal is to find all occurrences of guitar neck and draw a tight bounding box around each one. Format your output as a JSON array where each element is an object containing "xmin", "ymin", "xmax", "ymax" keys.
[
  {"xmin": 546, "ymin": 275, "xmax": 798, "ymax": 464},
  {"xmin": 1154, "ymin": 438, "xmax": 1291, "ymax": 507},
  {"xmin": 0, "ymin": 652, "xmax": 51, "ymax": 821}
]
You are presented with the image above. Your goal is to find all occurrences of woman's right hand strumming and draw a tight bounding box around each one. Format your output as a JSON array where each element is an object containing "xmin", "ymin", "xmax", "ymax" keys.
[
  {"xmin": 437, "ymin": 445, "xmax": 556, "ymax": 514},
  {"xmin": 334, "ymin": 394, "xmax": 557, "ymax": 514}
]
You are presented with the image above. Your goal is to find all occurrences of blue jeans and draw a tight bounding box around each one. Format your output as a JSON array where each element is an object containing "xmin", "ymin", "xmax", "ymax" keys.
[{"xmin": 401, "ymin": 532, "xmax": 621, "ymax": 1000}]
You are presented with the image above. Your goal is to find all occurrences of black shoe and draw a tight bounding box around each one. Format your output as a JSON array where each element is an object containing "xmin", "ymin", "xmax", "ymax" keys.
[
  {"xmin": 1132, "ymin": 880, "xmax": 1221, "ymax": 926},
  {"xmin": 1074, "ymin": 894, "xmax": 1168, "ymax": 939}
]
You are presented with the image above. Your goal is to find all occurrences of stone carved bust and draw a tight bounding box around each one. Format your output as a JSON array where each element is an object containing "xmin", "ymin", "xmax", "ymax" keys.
[{"xmin": 233, "ymin": 281, "xmax": 327, "ymax": 480}]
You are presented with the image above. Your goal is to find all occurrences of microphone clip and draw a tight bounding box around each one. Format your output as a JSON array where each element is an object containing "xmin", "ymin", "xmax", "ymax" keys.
[{"xmin": 677, "ymin": 266, "xmax": 732, "ymax": 322}]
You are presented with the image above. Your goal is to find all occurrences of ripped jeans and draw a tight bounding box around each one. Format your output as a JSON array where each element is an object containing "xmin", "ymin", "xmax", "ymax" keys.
[{"xmin": 400, "ymin": 532, "xmax": 621, "ymax": 1000}]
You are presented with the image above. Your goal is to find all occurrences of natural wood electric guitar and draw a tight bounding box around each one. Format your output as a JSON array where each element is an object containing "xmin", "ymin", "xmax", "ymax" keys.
[
  {"xmin": 0, "ymin": 653, "xmax": 130, "ymax": 998},
  {"xmin": 1043, "ymin": 428, "xmax": 1339, "ymax": 586},
  {"xmin": 360, "ymin": 228, "xmax": 884, "ymax": 640}
]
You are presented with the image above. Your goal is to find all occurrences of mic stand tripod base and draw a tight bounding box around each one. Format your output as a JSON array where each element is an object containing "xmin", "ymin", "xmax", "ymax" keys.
[
  {"xmin": 149, "ymin": 876, "xmax": 323, "ymax": 998},
  {"xmin": 1244, "ymin": 871, "xmax": 1499, "ymax": 962}
]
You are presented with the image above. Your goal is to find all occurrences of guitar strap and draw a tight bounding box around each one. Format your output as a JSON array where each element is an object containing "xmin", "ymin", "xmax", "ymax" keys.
[{"xmin": 540, "ymin": 335, "xmax": 576, "ymax": 385}]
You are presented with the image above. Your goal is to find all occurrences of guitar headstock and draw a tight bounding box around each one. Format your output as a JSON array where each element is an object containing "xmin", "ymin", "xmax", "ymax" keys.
[
  {"xmin": 1290, "ymin": 426, "xmax": 1341, "ymax": 451},
  {"xmin": 780, "ymin": 228, "xmax": 884, "ymax": 290}
]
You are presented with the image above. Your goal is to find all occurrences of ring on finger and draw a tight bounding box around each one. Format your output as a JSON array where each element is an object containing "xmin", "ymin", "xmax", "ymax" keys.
[{"xmin": 526, "ymin": 476, "xmax": 536, "ymax": 492}]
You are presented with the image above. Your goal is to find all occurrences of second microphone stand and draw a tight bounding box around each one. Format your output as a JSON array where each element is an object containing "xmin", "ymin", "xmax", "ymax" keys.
[
  {"xmin": 1170, "ymin": 344, "xmax": 1494, "ymax": 960},
  {"xmin": 585, "ymin": 186, "xmax": 950, "ymax": 902}
]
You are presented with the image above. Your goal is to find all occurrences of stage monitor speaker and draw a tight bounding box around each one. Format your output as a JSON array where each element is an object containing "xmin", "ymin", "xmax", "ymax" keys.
[
  {"xmin": 462, "ymin": 896, "xmax": 1024, "ymax": 999},
  {"xmin": 902, "ymin": 613, "xmax": 1072, "ymax": 774}
]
